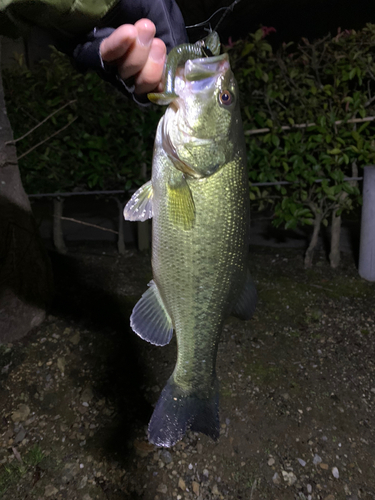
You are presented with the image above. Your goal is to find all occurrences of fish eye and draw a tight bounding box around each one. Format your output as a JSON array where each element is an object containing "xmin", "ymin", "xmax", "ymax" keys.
[{"xmin": 219, "ymin": 90, "xmax": 234, "ymax": 106}]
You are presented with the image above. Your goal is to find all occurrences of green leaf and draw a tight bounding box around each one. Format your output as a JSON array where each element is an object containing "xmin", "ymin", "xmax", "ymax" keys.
[{"xmin": 241, "ymin": 43, "xmax": 255, "ymax": 57}]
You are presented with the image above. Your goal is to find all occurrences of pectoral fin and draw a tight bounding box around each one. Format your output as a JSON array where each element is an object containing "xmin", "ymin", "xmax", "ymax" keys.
[
  {"xmin": 123, "ymin": 180, "xmax": 153, "ymax": 221},
  {"xmin": 130, "ymin": 280, "xmax": 173, "ymax": 346},
  {"xmin": 167, "ymin": 172, "xmax": 195, "ymax": 231},
  {"xmin": 232, "ymin": 269, "xmax": 258, "ymax": 320}
]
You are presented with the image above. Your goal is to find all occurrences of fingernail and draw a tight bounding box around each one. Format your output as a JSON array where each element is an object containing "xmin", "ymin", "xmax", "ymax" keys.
[
  {"xmin": 149, "ymin": 43, "xmax": 166, "ymax": 63},
  {"xmin": 137, "ymin": 26, "xmax": 154, "ymax": 46}
]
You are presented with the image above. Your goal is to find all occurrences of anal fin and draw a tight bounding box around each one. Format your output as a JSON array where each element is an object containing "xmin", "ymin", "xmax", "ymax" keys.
[
  {"xmin": 232, "ymin": 269, "xmax": 258, "ymax": 320},
  {"xmin": 124, "ymin": 180, "xmax": 153, "ymax": 221},
  {"xmin": 130, "ymin": 280, "xmax": 173, "ymax": 346}
]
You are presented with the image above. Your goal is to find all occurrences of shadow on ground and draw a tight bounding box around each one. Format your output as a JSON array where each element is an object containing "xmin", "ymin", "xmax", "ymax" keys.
[{"xmin": 48, "ymin": 249, "xmax": 153, "ymax": 460}]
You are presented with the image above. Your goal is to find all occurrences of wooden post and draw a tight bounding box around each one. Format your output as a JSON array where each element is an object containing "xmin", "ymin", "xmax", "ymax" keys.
[{"xmin": 53, "ymin": 198, "xmax": 67, "ymax": 253}]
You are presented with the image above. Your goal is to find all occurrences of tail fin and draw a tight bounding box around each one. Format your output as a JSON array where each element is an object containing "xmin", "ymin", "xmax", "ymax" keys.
[{"xmin": 148, "ymin": 378, "xmax": 219, "ymax": 447}]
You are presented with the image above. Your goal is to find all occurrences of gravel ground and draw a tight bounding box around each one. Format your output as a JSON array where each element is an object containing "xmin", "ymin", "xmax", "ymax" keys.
[{"xmin": 1, "ymin": 243, "xmax": 375, "ymax": 500}]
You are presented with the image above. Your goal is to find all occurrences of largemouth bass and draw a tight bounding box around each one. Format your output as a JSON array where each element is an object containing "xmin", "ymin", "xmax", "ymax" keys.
[{"xmin": 124, "ymin": 52, "xmax": 257, "ymax": 447}]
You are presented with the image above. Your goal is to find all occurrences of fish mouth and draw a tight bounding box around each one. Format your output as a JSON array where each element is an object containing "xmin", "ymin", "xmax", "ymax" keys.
[{"xmin": 184, "ymin": 53, "xmax": 230, "ymax": 82}]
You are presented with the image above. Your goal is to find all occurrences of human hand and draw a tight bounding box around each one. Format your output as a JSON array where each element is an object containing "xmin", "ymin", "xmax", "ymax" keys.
[{"xmin": 100, "ymin": 18, "xmax": 166, "ymax": 97}]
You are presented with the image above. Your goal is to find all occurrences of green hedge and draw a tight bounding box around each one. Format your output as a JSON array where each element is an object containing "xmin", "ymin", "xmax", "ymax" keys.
[
  {"xmin": 228, "ymin": 25, "xmax": 375, "ymax": 230},
  {"xmin": 4, "ymin": 49, "xmax": 162, "ymax": 194},
  {"xmin": 5, "ymin": 26, "xmax": 375, "ymax": 247}
]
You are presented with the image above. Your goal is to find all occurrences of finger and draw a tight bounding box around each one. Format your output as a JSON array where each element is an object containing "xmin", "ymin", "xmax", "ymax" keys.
[
  {"xmin": 100, "ymin": 24, "xmax": 137, "ymax": 62},
  {"xmin": 134, "ymin": 38, "xmax": 166, "ymax": 95},
  {"xmin": 117, "ymin": 18, "xmax": 156, "ymax": 81}
]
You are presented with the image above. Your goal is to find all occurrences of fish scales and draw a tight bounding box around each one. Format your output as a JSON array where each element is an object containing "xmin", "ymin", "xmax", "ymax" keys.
[
  {"xmin": 152, "ymin": 150, "xmax": 249, "ymax": 392},
  {"xmin": 124, "ymin": 50, "xmax": 257, "ymax": 447}
]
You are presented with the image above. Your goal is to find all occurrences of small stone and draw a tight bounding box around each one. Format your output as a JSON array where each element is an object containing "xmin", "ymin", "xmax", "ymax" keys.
[
  {"xmin": 203, "ymin": 468, "xmax": 209, "ymax": 477},
  {"xmin": 12, "ymin": 447, "xmax": 22, "ymax": 462},
  {"xmin": 57, "ymin": 357, "xmax": 66, "ymax": 373},
  {"xmin": 281, "ymin": 470, "xmax": 297, "ymax": 486},
  {"xmin": 324, "ymin": 495, "xmax": 335, "ymax": 500},
  {"xmin": 82, "ymin": 495, "xmax": 92, "ymax": 500},
  {"xmin": 319, "ymin": 463, "xmax": 329, "ymax": 470},
  {"xmin": 81, "ymin": 387, "xmax": 94, "ymax": 403},
  {"xmin": 307, "ymin": 484, "xmax": 312, "ymax": 493},
  {"xmin": 44, "ymin": 485, "xmax": 58, "ymax": 497},
  {"xmin": 282, "ymin": 393, "xmax": 290, "ymax": 400},
  {"xmin": 69, "ymin": 332, "xmax": 80, "ymax": 345},
  {"xmin": 62, "ymin": 462, "xmax": 80, "ymax": 483},
  {"xmin": 160, "ymin": 450, "xmax": 173, "ymax": 464},
  {"xmin": 268, "ymin": 458, "xmax": 275, "ymax": 466},
  {"xmin": 192, "ymin": 481, "xmax": 200, "ymax": 495},
  {"xmin": 156, "ymin": 484, "xmax": 167, "ymax": 494},
  {"xmin": 197, "ymin": 443, "xmax": 203, "ymax": 454},
  {"xmin": 178, "ymin": 477, "xmax": 186, "ymax": 490},
  {"xmin": 332, "ymin": 466, "xmax": 339, "ymax": 478},
  {"xmin": 79, "ymin": 476, "xmax": 88, "ymax": 489},
  {"xmin": 297, "ymin": 458, "xmax": 306, "ymax": 467},
  {"xmin": 313, "ymin": 454, "xmax": 322, "ymax": 465},
  {"xmin": 272, "ymin": 472, "xmax": 281, "ymax": 485},
  {"xmin": 14, "ymin": 428, "xmax": 26, "ymax": 444},
  {"xmin": 11, "ymin": 405, "xmax": 30, "ymax": 423},
  {"xmin": 134, "ymin": 439, "xmax": 154, "ymax": 457},
  {"xmin": 212, "ymin": 484, "xmax": 220, "ymax": 495}
]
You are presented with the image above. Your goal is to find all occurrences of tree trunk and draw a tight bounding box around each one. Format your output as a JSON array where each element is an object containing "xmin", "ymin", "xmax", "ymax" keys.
[
  {"xmin": 329, "ymin": 209, "xmax": 341, "ymax": 268},
  {"xmin": 304, "ymin": 214, "xmax": 322, "ymax": 268},
  {"xmin": 0, "ymin": 39, "xmax": 53, "ymax": 343},
  {"xmin": 114, "ymin": 197, "xmax": 126, "ymax": 255}
]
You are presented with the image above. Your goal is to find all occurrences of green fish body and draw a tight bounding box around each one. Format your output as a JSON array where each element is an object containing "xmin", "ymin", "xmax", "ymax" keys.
[{"xmin": 124, "ymin": 53, "xmax": 257, "ymax": 447}]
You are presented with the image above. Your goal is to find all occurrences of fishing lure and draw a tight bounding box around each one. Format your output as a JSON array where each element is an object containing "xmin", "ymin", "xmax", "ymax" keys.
[{"xmin": 147, "ymin": 30, "xmax": 221, "ymax": 105}]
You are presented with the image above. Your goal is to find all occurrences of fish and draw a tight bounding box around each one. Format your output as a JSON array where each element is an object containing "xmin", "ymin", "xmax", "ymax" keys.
[{"xmin": 124, "ymin": 51, "xmax": 257, "ymax": 447}]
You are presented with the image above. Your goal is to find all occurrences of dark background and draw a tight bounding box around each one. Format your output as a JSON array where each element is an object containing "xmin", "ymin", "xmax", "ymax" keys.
[
  {"xmin": 178, "ymin": 0, "xmax": 375, "ymax": 45},
  {"xmin": 4, "ymin": 0, "xmax": 375, "ymax": 69}
]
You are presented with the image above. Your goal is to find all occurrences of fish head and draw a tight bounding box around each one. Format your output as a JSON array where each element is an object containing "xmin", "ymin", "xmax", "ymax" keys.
[{"xmin": 163, "ymin": 53, "xmax": 242, "ymax": 179}]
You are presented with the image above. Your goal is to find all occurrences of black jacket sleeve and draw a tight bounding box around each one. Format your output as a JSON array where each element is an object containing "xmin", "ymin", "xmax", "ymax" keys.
[{"xmin": 56, "ymin": 0, "xmax": 188, "ymax": 104}]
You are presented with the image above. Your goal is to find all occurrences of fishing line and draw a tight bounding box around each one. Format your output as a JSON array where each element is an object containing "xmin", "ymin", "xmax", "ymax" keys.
[{"xmin": 185, "ymin": 0, "xmax": 244, "ymax": 31}]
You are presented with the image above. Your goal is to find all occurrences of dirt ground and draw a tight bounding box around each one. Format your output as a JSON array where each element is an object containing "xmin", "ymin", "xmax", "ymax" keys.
[{"xmin": 1, "ymin": 242, "xmax": 375, "ymax": 500}]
